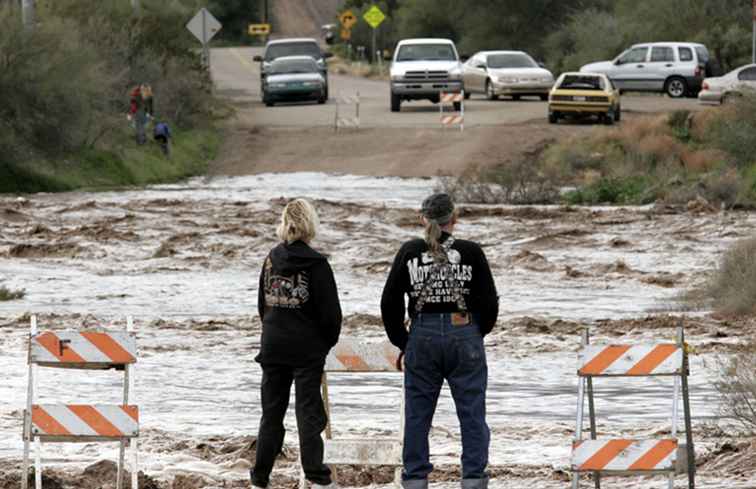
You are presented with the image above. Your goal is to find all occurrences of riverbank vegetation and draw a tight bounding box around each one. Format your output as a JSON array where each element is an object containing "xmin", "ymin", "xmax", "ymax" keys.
[
  {"xmin": 0, "ymin": 1, "xmax": 222, "ymax": 194},
  {"xmin": 442, "ymin": 94, "xmax": 756, "ymax": 208}
]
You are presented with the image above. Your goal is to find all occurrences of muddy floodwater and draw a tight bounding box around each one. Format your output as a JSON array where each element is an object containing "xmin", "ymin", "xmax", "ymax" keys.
[{"xmin": 1, "ymin": 173, "xmax": 755, "ymax": 489}]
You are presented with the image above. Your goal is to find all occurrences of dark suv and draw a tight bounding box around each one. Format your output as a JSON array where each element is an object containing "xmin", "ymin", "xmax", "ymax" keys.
[{"xmin": 254, "ymin": 38, "xmax": 333, "ymax": 100}]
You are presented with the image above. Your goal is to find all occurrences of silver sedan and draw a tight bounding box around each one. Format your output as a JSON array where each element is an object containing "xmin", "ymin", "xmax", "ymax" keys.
[
  {"xmin": 699, "ymin": 64, "xmax": 756, "ymax": 105},
  {"xmin": 462, "ymin": 51, "xmax": 554, "ymax": 101}
]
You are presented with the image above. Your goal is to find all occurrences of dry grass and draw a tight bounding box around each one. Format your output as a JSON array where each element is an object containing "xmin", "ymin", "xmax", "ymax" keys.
[
  {"xmin": 717, "ymin": 344, "xmax": 756, "ymax": 432},
  {"xmin": 694, "ymin": 237, "xmax": 756, "ymax": 315}
]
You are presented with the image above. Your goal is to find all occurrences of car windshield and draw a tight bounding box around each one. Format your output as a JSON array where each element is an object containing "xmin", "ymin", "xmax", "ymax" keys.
[
  {"xmin": 396, "ymin": 44, "xmax": 456, "ymax": 62},
  {"xmin": 265, "ymin": 42, "xmax": 321, "ymax": 61},
  {"xmin": 559, "ymin": 75, "xmax": 605, "ymax": 90},
  {"xmin": 269, "ymin": 59, "xmax": 318, "ymax": 75},
  {"xmin": 487, "ymin": 53, "xmax": 537, "ymax": 69}
]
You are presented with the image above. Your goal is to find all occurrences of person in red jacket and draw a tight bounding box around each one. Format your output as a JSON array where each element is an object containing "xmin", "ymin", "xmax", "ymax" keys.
[
  {"xmin": 252, "ymin": 199, "xmax": 342, "ymax": 489},
  {"xmin": 381, "ymin": 193, "xmax": 498, "ymax": 489}
]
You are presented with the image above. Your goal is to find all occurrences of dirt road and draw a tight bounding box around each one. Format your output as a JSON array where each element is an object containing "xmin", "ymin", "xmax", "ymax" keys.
[
  {"xmin": 209, "ymin": 47, "xmax": 702, "ymax": 177},
  {"xmin": 270, "ymin": 0, "xmax": 341, "ymax": 39}
]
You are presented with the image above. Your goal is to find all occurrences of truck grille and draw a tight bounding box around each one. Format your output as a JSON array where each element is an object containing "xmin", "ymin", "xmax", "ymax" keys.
[{"xmin": 403, "ymin": 70, "xmax": 449, "ymax": 81}]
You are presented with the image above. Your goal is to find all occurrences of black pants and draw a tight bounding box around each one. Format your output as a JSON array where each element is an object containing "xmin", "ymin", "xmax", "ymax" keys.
[{"xmin": 251, "ymin": 363, "xmax": 331, "ymax": 487}]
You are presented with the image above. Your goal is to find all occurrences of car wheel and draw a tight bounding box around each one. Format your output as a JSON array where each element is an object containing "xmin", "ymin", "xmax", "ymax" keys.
[
  {"xmin": 464, "ymin": 90, "xmax": 471, "ymax": 100},
  {"xmin": 486, "ymin": 80, "xmax": 498, "ymax": 101},
  {"xmin": 603, "ymin": 110, "xmax": 615, "ymax": 125},
  {"xmin": 665, "ymin": 77, "xmax": 688, "ymax": 98},
  {"xmin": 453, "ymin": 101, "xmax": 462, "ymax": 112},
  {"xmin": 548, "ymin": 111, "xmax": 559, "ymax": 124},
  {"xmin": 391, "ymin": 92, "xmax": 401, "ymax": 112},
  {"xmin": 614, "ymin": 105, "xmax": 621, "ymax": 122},
  {"xmin": 317, "ymin": 96, "xmax": 326, "ymax": 105},
  {"xmin": 324, "ymin": 84, "xmax": 329, "ymax": 100}
]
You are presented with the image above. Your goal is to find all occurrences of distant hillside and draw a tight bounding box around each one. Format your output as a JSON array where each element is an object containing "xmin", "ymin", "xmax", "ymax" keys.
[{"xmin": 271, "ymin": 0, "xmax": 342, "ymax": 39}]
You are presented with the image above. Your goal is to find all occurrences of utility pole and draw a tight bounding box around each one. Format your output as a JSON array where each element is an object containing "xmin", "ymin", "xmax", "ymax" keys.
[
  {"xmin": 752, "ymin": 0, "xmax": 755, "ymax": 64},
  {"xmin": 21, "ymin": 0, "xmax": 34, "ymax": 29}
]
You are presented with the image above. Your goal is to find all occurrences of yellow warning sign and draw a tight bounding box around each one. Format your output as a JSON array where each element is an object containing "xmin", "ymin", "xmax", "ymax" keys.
[
  {"xmin": 248, "ymin": 23, "xmax": 270, "ymax": 35},
  {"xmin": 363, "ymin": 5, "xmax": 385, "ymax": 29},
  {"xmin": 339, "ymin": 10, "xmax": 357, "ymax": 29},
  {"xmin": 340, "ymin": 28, "xmax": 352, "ymax": 41}
]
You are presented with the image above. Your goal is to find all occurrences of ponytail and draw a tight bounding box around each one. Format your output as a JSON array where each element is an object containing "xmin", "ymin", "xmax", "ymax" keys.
[{"xmin": 424, "ymin": 219, "xmax": 446, "ymax": 263}]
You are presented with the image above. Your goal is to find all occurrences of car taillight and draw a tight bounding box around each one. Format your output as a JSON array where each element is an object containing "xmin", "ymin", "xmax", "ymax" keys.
[{"xmin": 702, "ymin": 81, "xmax": 709, "ymax": 90}]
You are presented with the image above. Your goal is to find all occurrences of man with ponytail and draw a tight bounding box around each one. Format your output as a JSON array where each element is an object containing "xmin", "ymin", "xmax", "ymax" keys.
[
  {"xmin": 252, "ymin": 199, "xmax": 342, "ymax": 489},
  {"xmin": 381, "ymin": 193, "xmax": 498, "ymax": 489}
]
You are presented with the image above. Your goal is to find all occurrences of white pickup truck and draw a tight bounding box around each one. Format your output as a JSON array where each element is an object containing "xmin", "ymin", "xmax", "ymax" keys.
[{"xmin": 389, "ymin": 38, "xmax": 464, "ymax": 112}]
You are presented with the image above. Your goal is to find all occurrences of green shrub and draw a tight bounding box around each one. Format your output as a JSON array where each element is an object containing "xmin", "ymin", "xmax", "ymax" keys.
[
  {"xmin": 0, "ymin": 286, "xmax": 25, "ymax": 301},
  {"xmin": 564, "ymin": 176, "xmax": 653, "ymax": 205}
]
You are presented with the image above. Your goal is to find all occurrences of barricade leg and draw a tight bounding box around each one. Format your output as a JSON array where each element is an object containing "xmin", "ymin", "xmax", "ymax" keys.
[
  {"xmin": 572, "ymin": 379, "xmax": 586, "ymax": 489},
  {"xmin": 679, "ymin": 327, "xmax": 696, "ymax": 489},
  {"xmin": 585, "ymin": 330, "xmax": 600, "ymax": 489},
  {"xmin": 22, "ymin": 438, "xmax": 30, "ymax": 489},
  {"xmin": 131, "ymin": 438, "xmax": 139, "ymax": 489},
  {"xmin": 117, "ymin": 441, "xmax": 125, "ymax": 489},
  {"xmin": 668, "ymin": 373, "xmax": 681, "ymax": 489},
  {"xmin": 34, "ymin": 437, "xmax": 42, "ymax": 489}
]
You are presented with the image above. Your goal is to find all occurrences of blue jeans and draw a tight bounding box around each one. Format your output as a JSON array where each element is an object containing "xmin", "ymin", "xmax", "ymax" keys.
[{"xmin": 402, "ymin": 313, "xmax": 490, "ymax": 489}]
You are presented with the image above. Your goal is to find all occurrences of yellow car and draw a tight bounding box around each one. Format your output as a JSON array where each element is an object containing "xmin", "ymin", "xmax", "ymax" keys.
[{"xmin": 548, "ymin": 72, "xmax": 621, "ymax": 125}]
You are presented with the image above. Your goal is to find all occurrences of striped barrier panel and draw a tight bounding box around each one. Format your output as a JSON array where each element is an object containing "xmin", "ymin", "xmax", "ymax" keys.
[
  {"xmin": 30, "ymin": 405, "xmax": 139, "ymax": 440},
  {"xmin": 578, "ymin": 344, "xmax": 682, "ymax": 377},
  {"xmin": 325, "ymin": 339, "xmax": 401, "ymax": 372},
  {"xmin": 31, "ymin": 331, "xmax": 137, "ymax": 367},
  {"xmin": 440, "ymin": 92, "xmax": 463, "ymax": 103},
  {"xmin": 441, "ymin": 115, "xmax": 464, "ymax": 126},
  {"xmin": 439, "ymin": 91, "xmax": 465, "ymax": 131},
  {"xmin": 318, "ymin": 338, "xmax": 403, "ymax": 489},
  {"xmin": 572, "ymin": 439, "xmax": 678, "ymax": 474}
]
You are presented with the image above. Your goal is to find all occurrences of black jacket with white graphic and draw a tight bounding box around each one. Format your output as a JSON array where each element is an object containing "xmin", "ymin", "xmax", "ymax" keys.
[
  {"xmin": 256, "ymin": 240, "xmax": 342, "ymax": 366},
  {"xmin": 381, "ymin": 232, "xmax": 498, "ymax": 351}
]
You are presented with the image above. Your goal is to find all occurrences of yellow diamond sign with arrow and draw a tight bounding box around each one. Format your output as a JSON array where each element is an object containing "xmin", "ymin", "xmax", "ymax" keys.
[
  {"xmin": 363, "ymin": 5, "xmax": 386, "ymax": 29},
  {"xmin": 339, "ymin": 9, "xmax": 357, "ymax": 29}
]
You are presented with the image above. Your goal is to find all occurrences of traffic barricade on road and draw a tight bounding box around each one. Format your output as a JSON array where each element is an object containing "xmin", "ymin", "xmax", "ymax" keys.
[
  {"xmin": 310, "ymin": 338, "xmax": 403, "ymax": 488},
  {"xmin": 22, "ymin": 316, "xmax": 139, "ymax": 489},
  {"xmin": 335, "ymin": 93, "xmax": 360, "ymax": 131},
  {"xmin": 571, "ymin": 326, "xmax": 696, "ymax": 489},
  {"xmin": 439, "ymin": 91, "xmax": 465, "ymax": 132}
]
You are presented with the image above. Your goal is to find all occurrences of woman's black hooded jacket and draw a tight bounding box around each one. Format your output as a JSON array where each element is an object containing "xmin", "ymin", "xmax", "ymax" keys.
[{"xmin": 256, "ymin": 241, "xmax": 342, "ymax": 366}]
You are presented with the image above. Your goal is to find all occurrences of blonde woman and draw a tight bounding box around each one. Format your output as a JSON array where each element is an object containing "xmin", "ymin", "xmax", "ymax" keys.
[
  {"xmin": 381, "ymin": 193, "xmax": 498, "ymax": 489},
  {"xmin": 252, "ymin": 199, "xmax": 342, "ymax": 489}
]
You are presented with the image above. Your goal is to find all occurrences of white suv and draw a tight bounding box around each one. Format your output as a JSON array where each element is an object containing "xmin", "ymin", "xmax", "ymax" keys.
[
  {"xmin": 390, "ymin": 38, "xmax": 464, "ymax": 112},
  {"xmin": 580, "ymin": 42, "xmax": 711, "ymax": 98}
]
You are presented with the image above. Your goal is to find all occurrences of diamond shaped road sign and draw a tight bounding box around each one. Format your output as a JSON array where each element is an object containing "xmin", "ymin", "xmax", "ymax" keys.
[
  {"xmin": 339, "ymin": 9, "xmax": 357, "ymax": 29},
  {"xmin": 186, "ymin": 8, "xmax": 222, "ymax": 45},
  {"xmin": 363, "ymin": 5, "xmax": 385, "ymax": 29}
]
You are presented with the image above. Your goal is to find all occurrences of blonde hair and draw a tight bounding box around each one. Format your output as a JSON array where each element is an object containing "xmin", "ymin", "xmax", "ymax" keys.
[
  {"xmin": 141, "ymin": 84, "xmax": 153, "ymax": 98},
  {"xmin": 277, "ymin": 199, "xmax": 319, "ymax": 243}
]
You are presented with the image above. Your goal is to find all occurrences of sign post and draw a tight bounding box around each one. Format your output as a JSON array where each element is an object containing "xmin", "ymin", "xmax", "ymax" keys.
[
  {"xmin": 186, "ymin": 8, "xmax": 222, "ymax": 69},
  {"xmin": 753, "ymin": 0, "xmax": 756, "ymax": 64},
  {"xmin": 363, "ymin": 5, "xmax": 386, "ymax": 64}
]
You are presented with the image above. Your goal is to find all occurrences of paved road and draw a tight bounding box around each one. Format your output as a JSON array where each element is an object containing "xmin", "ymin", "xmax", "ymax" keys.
[{"xmin": 211, "ymin": 47, "xmax": 702, "ymax": 129}]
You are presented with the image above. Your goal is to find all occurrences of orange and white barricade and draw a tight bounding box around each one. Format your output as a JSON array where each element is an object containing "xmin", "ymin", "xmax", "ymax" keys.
[
  {"xmin": 310, "ymin": 338, "xmax": 403, "ymax": 488},
  {"xmin": 439, "ymin": 91, "xmax": 464, "ymax": 131},
  {"xmin": 335, "ymin": 93, "xmax": 360, "ymax": 131},
  {"xmin": 571, "ymin": 326, "xmax": 696, "ymax": 489},
  {"xmin": 22, "ymin": 316, "xmax": 139, "ymax": 489}
]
